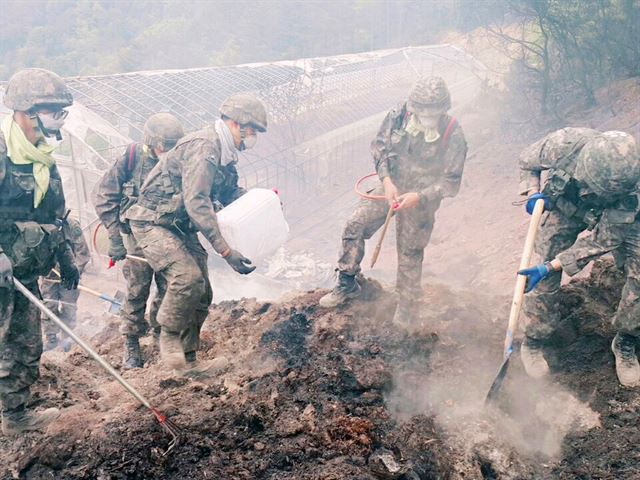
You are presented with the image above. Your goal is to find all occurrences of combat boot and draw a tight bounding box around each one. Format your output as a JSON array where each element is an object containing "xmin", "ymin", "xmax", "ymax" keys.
[
  {"xmin": 44, "ymin": 333, "xmax": 58, "ymax": 351},
  {"xmin": 123, "ymin": 335, "xmax": 143, "ymax": 369},
  {"xmin": 159, "ymin": 330, "xmax": 186, "ymax": 370},
  {"xmin": 319, "ymin": 272, "xmax": 361, "ymax": 308},
  {"xmin": 520, "ymin": 336, "xmax": 549, "ymax": 379},
  {"xmin": 611, "ymin": 333, "xmax": 640, "ymax": 387},
  {"xmin": 180, "ymin": 355, "xmax": 229, "ymax": 380},
  {"xmin": 2, "ymin": 406, "xmax": 60, "ymax": 436}
]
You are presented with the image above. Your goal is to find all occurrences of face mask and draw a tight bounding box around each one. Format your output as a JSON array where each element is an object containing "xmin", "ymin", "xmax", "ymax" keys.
[
  {"xmin": 35, "ymin": 110, "xmax": 67, "ymax": 138},
  {"xmin": 418, "ymin": 114, "xmax": 439, "ymax": 129},
  {"xmin": 238, "ymin": 126, "xmax": 257, "ymax": 151},
  {"xmin": 424, "ymin": 128, "xmax": 441, "ymax": 143}
]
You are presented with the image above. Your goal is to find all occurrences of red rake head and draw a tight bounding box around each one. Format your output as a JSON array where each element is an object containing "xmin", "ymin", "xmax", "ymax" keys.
[{"xmin": 151, "ymin": 408, "xmax": 181, "ymax": 456}]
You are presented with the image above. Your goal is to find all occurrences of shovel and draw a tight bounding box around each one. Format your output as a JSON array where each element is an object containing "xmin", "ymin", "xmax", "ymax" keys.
[
  {"xmin": 14, "ymin": 278, "xmax": 180, "ymax": 454},
  {"xmin": 49, "ymin": 270, "xmax": 123, "ymax": 314},
  {"xmin": 485, "ymin": 199, "xmax": 546, "ymax": 404}
]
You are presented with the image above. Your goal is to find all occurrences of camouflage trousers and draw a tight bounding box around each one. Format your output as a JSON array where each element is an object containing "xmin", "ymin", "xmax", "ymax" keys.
[
  {"xmin": 606, "ymin": 220, "xmax": 640, "ymax": 337},
  {"xmin": 119, "ymin": 234, "xmax": 166, "ymax": 337},
  {"xmin": 129, "ymin": 223, "xmax": 211, "ymax": 354},
  {"xmin": 522, "ymin": 210, "xmax": 588, "ymax": 340},
  {"xmin": 40, "ymin": 272, "xmax": 80, "ymax": 335},
  {"xmin": 0, "ymin": 281, "xmax": 43, "ymax": 411},
  {"xmin": 337, "ymin": 187, "xmax": 436, "ymax": 304}
]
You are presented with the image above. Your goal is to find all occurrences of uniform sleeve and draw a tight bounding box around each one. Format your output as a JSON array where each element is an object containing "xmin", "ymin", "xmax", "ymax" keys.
[
  {"xmin": 518, "ymin": 136, "xmax": 550, "ymax": 195},
  {"xmin": 420, "ymin": 125, "xmax": 468, "ymax": 203},
  {"xmin": 94, "ymin": 148, "xmax": 130, "ymax": 238},
  {"xmin": 371, "ymin": 109, "xmax": 401, "ymax": 181},
  {"xmin": 71, "ymin": 230, "xmax": 91, "ymax": 273},
  {"xmin": 556, "ymin": 210, "xmax": 631, "ymax": 276},
  {"xmin": 182, "ymin": 140, "xmax": 231, "ymax": 255}
]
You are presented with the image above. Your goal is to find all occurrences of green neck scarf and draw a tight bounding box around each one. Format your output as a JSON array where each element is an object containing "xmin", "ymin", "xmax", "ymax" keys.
[{"xmin": 1, "ymin": 115, "xmax": 56, "ymax": 207}]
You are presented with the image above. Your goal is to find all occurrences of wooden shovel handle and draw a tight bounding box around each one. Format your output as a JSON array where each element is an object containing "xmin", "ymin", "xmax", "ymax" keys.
[
  {"xmin": 504, "ymin": 199, "xmax": 546, "ymax": 358},
  {"xmin": 370, "ymin": 206, "xmax": 395, "ymax": 268}
]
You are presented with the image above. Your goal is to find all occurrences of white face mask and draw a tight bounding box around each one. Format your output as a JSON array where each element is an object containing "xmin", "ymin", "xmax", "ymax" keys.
[
  {"xmin": 418, "ymin": 114, "xmax": 439, "ymax": 129},
  {"xmin": 239, "ymin": 132, "xmax": 257, "ymax": 151},
  {"xmin": 36, "ymin": 111, "xmax": 67, "ymax": 137}
]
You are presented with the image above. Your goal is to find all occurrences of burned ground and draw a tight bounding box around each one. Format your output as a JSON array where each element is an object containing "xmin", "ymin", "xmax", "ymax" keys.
[{"xmin": 1, "ymin": 259, "xmax": 638, "ymax": 479}]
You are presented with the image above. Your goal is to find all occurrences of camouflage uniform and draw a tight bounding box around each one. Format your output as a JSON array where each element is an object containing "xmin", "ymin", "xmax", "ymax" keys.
[
  {"xmin": 0, "ymin": 133, "xmax": 75, "ymax": 411},
  {"xmin": 94, "ymin": 143, "xmax": 168, "ymax": 336},
  {"xmin": 40, "ymin": 218, "xmax": 91, "ymax": 336},
  {"xmin": 338, "ymin": 105, "xmax": 467, "ymax": 305},
  {"xmin": 126, "ymin": 126, "xmax": 246, "ymax": 354},
  {"xmin": 519, "ymin": 128, "xmax": 639, "ymax": 339}
]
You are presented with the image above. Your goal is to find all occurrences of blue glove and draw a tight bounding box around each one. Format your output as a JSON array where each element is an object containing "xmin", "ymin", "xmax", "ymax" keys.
[
  {"xmin": 525, "ymin": 193, "xmax": 550, "ymax": 215},
  {"xmin": 518, "ymin": 262, "xmax": 553, "ymax": 293}
]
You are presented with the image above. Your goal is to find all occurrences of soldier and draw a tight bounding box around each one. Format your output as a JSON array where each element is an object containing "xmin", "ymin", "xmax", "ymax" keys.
[
  {"xmin": 40, "ymin": 217, "xmax": 91, "ymax": 351},
  {"xmin": 125, "ymin": 94, "xmax": 266, "ymax": 377},
  {"xmin": 319, "ymin": 76, "xmax": 468, "ymax": 325},
  {"xmin": 0, "ymin": 68, "xmax": 79, "ymax": 435},
  {"xmin": 94, "ymin": 113, "xmax": 183, "ymax": 369},
  {"xmin": 517, "ymin": 129, "xmax": 640, "ymax": 384}
]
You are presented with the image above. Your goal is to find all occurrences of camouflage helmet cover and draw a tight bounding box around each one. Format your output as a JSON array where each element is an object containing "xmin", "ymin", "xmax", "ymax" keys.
[
  {"xmin": 143, "ymin": 113, "xmax": 184, "ymax": 150},
  {"xmin": 3, "ymin": 68, "xmax": 73, "ymax": 111},
  {"xmin": 219, "ymin": 94, "xmax": 267, "ymax": 132},
  {"xmin": 574, "ymin": 131, "xmax": 640, "ymax": 197},
  {"xmin": 407, "ymin": 76, "xmax": 451, "ymax": 113}
]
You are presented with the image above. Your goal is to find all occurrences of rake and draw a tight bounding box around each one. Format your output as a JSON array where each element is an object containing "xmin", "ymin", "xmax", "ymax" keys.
[{"xmin": 15, "ymin": 278, "xmax": 181, "ymax": 454}]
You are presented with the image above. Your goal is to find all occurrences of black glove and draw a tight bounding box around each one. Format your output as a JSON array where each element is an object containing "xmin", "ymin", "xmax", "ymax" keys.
[
  {"xmin": 224, "ymin": 249, "xmax": 256, "ymax": 275},
  {"xmin": 108, "ymin": 234, "xmax": 127, "ymax": 262},
  {"xmin": 58, "ymin": 260, "xmax": 79, "ymax": 290},
  {"xmin": 0, "ymin": 252, "xmax": 13, "ymax": 289}
]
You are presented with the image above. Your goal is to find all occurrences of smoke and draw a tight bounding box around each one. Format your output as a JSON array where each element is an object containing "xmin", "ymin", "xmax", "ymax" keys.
[{"xmin": 385, "ymin": 330, "xmax": 600, "ymax": 460}]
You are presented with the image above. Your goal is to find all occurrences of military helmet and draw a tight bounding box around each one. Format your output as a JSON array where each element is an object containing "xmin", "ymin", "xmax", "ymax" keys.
[
  {"xmin": 574, "ymin": 131, "xmax": 640, "ymax": 197},
  {"xmin": 143, "ymin": 113, "xmax": 184, "ymax": 151},
  {"xmin": 3, "ymin": 68, "xmax": 73, "ymax": 111},
  {"xmin": 407, "ymin": 76, "xmax": 451, "ymax": 113},
  {"xmin": 219, "ymin": 94, "xmax": 267, "ymax": 132}
]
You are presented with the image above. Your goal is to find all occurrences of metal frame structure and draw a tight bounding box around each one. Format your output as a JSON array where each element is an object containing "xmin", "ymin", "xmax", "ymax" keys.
[{"xmin": 1, "ymin": 45, "xmax": 486, "ymax": 235}]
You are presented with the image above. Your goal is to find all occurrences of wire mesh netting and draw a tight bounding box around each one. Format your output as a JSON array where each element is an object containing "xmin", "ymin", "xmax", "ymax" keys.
[{"xmin": 0, "ymin": 44, "xmax": 486, "ymax": 240}]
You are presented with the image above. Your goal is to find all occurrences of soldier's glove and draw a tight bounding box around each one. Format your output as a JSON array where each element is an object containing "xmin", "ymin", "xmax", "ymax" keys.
[
  {"xmin": 518, "ymin": 262, "xmax": 553, "ymax": 293},
  {"xmin": 0, "ymin": 252, "xmax": 13, "ymax": 289},
  {"xmin": 525, "ymin": 193, "xmax": 550, "ymax": 215},
  {"xmin": 58, "ymin": 260, "xmax": 80, "ymax": 290},
  {"xmin": 223, "ymin": 249, "xmax": 256, "ymax": 275},
  {"xmin": 108, "ymin": 234, "xmax": 128, "ymax": 262}
]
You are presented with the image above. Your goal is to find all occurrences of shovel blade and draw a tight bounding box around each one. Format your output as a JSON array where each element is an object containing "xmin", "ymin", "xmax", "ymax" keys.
[
  {"xmin": 484, "ymin": 352, "xmax": 512, "ymax": 405},
  {"xmin": 108, "ymin": 290, "xmax": 125, "ymax": 314}
]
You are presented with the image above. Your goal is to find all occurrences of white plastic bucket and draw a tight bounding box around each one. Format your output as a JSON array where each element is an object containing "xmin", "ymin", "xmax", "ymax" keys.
[{"xmin": 217, "ymin": 188, "xmax": 289, "ymax": 262}]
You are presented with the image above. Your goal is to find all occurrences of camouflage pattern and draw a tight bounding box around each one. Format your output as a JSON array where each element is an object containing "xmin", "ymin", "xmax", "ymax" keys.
[
  {"xmin": 520, "ymin": 128, "xmax": 640, "ymax": 339},
  {"xmin": 3, "ymin": 68, "xmax": 73, "ymax": 111},
  {"xmin": 119, "ymin": 233, "xmax": 166, "ymax": 336},
  {"xmin": 129, "ymin": 223, "xmax": 210, "ymax": 353},
  {"xmin": 0, "ymin": 128, "xmax": 71, "ymax": 412},
  {"xmin": 407, "ymin": 76, "xmax": 451, "ymax": 113},
  {"xmin": 0, "ymin": 281, "xmax": 43, "ymax": 410},
  {"xmin": 519, "ymin": 127, "xmax": 605, "ymax": 195},
  {"xmin": 219, "ymin": 94, "xmax": 268, "ymax": 132},
  {"xmin": 94, "ymin": 142, "xmax": 170, "ymax": 336},
  {"xmin": 527, "ymin": 205, "xmax": 640, "ymax": 337},
  {"xmin": 142, "ymin": 113, "xmax": 184, "ymax": 152},
  {"xmin": 573, "ymin": 131, "xmax": 640, "ymax": 196},
  {"xmin": 338, "ymin": 102, "xmax": 467, "ymax": 306},
  {"xmin": 125, "ymin": 124, "xmax": 247, "ymax": 354},
  {"xmin": 40, "ymin": 218, "xmax": 90, "ymax": 335}
]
